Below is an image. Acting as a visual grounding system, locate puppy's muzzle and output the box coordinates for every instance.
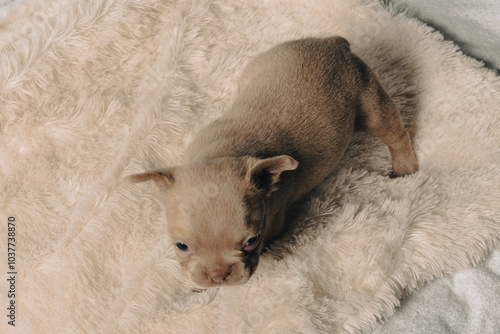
[191,261,249,288]
[206,269,232,284]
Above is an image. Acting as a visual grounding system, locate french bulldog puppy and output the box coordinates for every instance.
[128,37,418,289]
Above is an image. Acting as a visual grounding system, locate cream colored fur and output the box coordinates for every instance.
[0,0,499,333]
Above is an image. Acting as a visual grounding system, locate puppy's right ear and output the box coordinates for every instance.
[125,168,176,192]
[246,155,299,192]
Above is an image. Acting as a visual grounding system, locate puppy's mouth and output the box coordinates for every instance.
[207,276,231,287]
[190,277,249,292]
[203,271,246,288]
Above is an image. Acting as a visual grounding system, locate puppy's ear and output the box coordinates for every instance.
[125,168,176,192]
[247,155,298,191]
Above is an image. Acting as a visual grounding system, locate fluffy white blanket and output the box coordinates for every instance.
[1,0,499,333]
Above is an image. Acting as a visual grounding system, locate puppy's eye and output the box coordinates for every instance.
[243,235,260,251]
[175,242,189,251]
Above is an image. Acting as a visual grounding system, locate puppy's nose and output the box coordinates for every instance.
[207,269,231,281]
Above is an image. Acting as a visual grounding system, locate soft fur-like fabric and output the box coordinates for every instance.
[0,0,499,333]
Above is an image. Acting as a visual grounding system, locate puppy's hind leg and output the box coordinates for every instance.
[355,68,419,177]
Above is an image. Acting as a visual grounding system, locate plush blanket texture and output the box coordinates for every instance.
[1,0,499,333]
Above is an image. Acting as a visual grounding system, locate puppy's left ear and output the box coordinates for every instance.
[247,155,298,191]
[125,168,176,192]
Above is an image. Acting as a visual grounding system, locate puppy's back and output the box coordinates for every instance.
[186,37,361,158]
[183,37,363,202]
[236,36,360,108]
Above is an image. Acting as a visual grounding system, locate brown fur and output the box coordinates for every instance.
[127,36,418,289]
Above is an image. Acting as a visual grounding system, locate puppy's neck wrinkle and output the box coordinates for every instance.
[261,196,273,247]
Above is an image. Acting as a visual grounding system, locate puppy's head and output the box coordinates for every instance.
[128,155,298,289]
